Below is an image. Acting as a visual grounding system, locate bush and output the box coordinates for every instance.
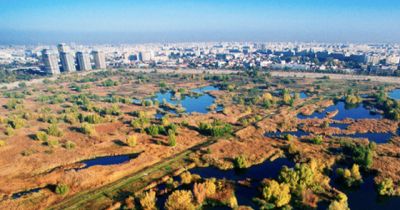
[80,123,97,136]
[5,126,15,136]
[0,140,6,147]
[165,190,195,210]
[147,125,160,136]
[180,171,192,184]
[199,120,233,137]
[126,135,137,147]
[36,131,48,141]
[139,190,157,210]
[47,124,63,137]
[328,192,349,210]
[310,135,323,144]
[168,130,176,147]
[55,184,69,195]
[64,141,76,149]
[342,141,375,168]
[8,116,25,129]
[234,155,248,169]
[377,178,397,196]
[261,179,291,208]
[46,139,59,148]
[336,164,363,187]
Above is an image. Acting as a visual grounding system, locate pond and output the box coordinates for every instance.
[12,187,43,199]
[298,102,382,120]
[154,86,220,114]
[156,158,295,209]
[389,89,400,100]
[78,153,138,170]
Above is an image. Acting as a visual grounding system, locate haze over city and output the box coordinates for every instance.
[1,0,400,44]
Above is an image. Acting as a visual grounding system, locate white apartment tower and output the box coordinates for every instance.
[76,52,92,71]
[92,50,106,69]
[41,49,60,75]
[58,43,76,72]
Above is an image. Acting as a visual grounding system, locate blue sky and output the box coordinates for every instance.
[0,0,399,44]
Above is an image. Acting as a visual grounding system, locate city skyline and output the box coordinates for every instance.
[1,0,400,44]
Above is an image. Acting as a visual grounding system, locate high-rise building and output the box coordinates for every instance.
[76,52,92,71]
[139,51,154,62]
[92,50,106,69]
[58,43,76,72]
[41,49,60,75]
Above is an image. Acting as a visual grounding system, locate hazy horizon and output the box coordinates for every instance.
[1,0,400,44]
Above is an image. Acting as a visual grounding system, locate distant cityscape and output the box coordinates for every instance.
[0,42,400,77]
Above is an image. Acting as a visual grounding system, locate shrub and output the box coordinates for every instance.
[234,155,248,169]
[310,135,323,144]
[85,113,103,124]
[336,164,363,187]
[147,125,160,136]
[46,139,59,148]
[377,178,397,196]
[198,120,233,137]
[180,171,192,184]
[342,141,375,168]
[36,131,48,141]
[0,140,6,147]
[262,179,291,208]
[345,94,362,105]
[285,134,297,141]
[161,116,170,126]
[55,184,69,195]
[126,135,137,147]
[165,190,195,210]
[139,190,157,210]
[47,124,63,137]
[168,130,176,147]
[328,192,349,210]
[80,123,97,136]
[64,141,76,149]
[8,116,25,129]
[5,126,15,136]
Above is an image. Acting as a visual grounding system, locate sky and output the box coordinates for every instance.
[0,0,399,44]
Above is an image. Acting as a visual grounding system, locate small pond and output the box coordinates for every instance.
[389,89,400,100]
[298,101,382,120]
[12,187,43,199]
[78,153,138,170]
[154,86,220,114]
